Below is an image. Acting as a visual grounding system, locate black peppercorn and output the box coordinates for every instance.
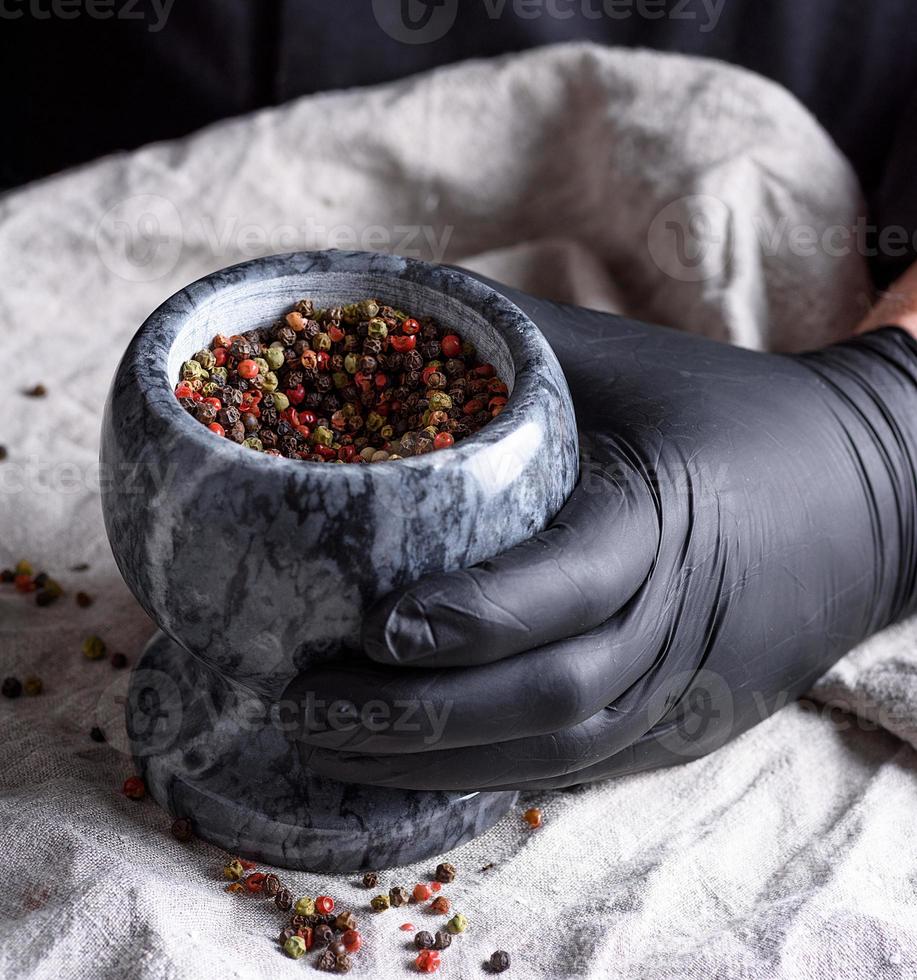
[435,862,456,883]
[315,948,337,972]
[362,871,379,889]
[335,911,357,932]
[389,886,410,908]
[278,926,297,946]
[170,818,193,842]
[275,888,293,911]
[111,653,128,669]
[90,726,106,742]
[313,923,334,947]
[414,931,435,950]
[2,677,22,699]
[76,591,93,608]
[433,930,452,950]
[489,950,511,973]
[335,953,352,974]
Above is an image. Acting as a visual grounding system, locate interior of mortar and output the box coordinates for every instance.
[167,271,516,394]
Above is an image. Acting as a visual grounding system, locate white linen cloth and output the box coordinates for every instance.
[2,42,916,979]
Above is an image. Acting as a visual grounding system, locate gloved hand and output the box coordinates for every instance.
[295,283,917,791]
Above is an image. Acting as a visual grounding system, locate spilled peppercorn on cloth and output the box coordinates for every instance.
[2,41,916,980]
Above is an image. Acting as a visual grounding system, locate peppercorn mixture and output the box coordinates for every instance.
[173,298,509,463]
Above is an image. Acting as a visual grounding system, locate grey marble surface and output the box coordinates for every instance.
[102,250,579,698]
[130,631,518,872]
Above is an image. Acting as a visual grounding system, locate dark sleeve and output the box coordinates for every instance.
[870,89,917,289]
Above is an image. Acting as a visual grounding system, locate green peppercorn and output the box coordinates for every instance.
[294,896,315,916]
[428,391,452,412]
[260,371,279,393]
[365,412,383,432]
[370,894,390,912]
[81,635,106,660]
[313,332,332,352]
[380,424,394,440]
[193,349,216,371]
[367,318,388,340]
[181,360,206,380]
[43,578,63,598]
[242,437,263,451]
[332,372,349,389]
[312,426,334,447]
[270,391,290,412]
[264,346,285,371]
[283,935,307,959]
[344,353,359,374]
[223,859,244,881]
[446,913,468,934]
[23,676,42,696]
[15,560,33,576]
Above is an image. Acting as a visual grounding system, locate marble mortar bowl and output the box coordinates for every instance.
[101,250,580,700]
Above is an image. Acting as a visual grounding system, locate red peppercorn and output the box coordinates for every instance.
[475,363,495,378]
[441,335,462,358]
[203,397,222,410]
[14,574,35,593]
[400,923,416,932]
[341,929,362,953]
[463,398,485,415]
[190,391,202,402]
[287,385,305,406]
[314,445,336,461]
[298,410,317,427]
[488,379,509,395]
[415,949,441,973]
[122,776,145,800]
[213,333,231,348]
[430,882,442,892]
[245,872,266,893]
[328,325,346,343]
[295,425,312,441]
[433,432,453,450]
[213,347,227,367]
[237,359,259,380]
[430,896,450,914]
[390,335,417,353]
[412,883,432,903]
[175,381,194,399]
[523,806,543,828]
[297,926,314,950]
[489,396,507,411]
[402,318,421,335]
[338,445,356,463]
[238,858,258,871]
[316,351,331,372]
[208,422,225,437]
[315,895,334,914]
[421,365,440,386]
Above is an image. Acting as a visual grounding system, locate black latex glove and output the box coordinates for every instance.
[296,286,917,791]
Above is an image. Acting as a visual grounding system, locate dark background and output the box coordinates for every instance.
[6,0,917,282]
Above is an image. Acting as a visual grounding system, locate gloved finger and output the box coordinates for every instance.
[292,611,659,754]
[362,459,658,669]
[299,666,670,790]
